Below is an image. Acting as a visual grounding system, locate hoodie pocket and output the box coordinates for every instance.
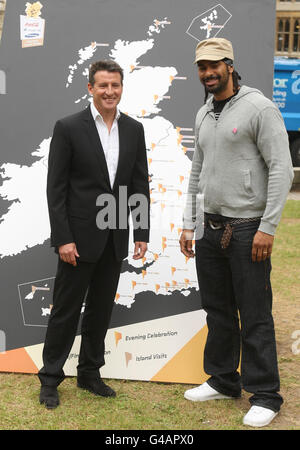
[243,169,253,195]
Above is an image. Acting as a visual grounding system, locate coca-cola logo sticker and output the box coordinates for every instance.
[20,2,45,48]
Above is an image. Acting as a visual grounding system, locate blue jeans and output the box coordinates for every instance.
[195,214,283,412]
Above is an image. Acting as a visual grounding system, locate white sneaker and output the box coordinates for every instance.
[243,406,278,427]
[184,382,233,402]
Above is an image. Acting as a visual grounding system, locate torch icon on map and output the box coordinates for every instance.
[125,352,132,367]
[114,332,122,347]
[25,284,50,300]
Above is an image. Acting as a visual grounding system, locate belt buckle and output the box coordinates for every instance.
[208,219,223,230]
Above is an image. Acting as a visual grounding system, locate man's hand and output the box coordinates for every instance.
[59,243,80,266]
[133,242,148,260]
[252,231,274,262]
[179,229,195,258]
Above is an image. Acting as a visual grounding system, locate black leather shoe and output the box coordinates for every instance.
[39,386,59,409]
[77,378,116,397]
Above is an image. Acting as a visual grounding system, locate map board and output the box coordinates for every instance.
[0,0,275,382]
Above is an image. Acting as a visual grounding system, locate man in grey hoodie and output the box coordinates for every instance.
[180,38,293,427]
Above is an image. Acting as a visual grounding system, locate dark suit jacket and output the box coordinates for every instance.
[47,106,150,262]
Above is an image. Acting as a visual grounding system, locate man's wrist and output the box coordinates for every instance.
[183,229,194,239]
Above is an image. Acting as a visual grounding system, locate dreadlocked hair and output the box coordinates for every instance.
[233,70,241,92]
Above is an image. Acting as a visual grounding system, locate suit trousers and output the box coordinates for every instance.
[38,232,122,386]
[195,218,283,412]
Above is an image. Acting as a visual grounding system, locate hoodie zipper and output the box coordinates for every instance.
[209,98,235,199]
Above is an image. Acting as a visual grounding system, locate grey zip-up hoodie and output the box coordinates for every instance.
[183,85,294,235]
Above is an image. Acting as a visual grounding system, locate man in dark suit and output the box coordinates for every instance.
[39,60,150,409]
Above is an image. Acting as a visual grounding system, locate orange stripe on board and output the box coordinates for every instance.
[0,347,38,373]
[151,325,209,385]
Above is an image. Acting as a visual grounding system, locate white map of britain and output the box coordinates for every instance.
[0,19,198,313]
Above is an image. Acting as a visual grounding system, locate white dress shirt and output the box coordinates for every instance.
[90,102,120,188]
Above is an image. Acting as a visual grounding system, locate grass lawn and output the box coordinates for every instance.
[0,200,299,431]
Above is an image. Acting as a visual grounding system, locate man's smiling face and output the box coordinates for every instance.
[88,70,123,115]
[197,60,232,95]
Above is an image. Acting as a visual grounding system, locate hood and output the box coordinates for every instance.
[205,85,264,109]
